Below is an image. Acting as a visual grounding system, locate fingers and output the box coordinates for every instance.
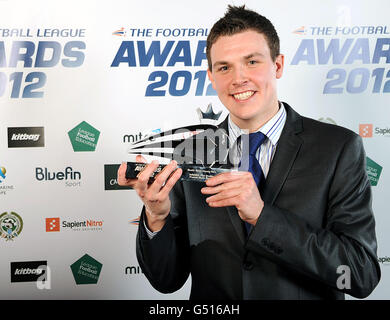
[205,171,249,187]
[136,155,147,163]
[203,185,242,203]
[136,160,160,195]
[156,167,182,200]
[202,171,253,196]
[207,196,241,208]
[202,171,259,208]
[147,160,180,196]
[117,162,137,187]
[116,156,148,187]
[201,179,243,195]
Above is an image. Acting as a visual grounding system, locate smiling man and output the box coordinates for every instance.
[117,5,380,299]
[207,30,283,132]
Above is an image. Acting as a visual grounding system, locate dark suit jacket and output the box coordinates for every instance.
[136,102,381,300]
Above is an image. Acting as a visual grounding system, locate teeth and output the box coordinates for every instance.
[233,91,254,100]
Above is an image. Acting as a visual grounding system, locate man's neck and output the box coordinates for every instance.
[230,101,280,133]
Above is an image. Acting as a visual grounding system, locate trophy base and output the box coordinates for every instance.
[125,162,231,183]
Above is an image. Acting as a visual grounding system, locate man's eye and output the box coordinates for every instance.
[249,60,258,65]
[219,66,228,71]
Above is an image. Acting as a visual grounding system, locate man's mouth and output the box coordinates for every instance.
[232,90,255,101]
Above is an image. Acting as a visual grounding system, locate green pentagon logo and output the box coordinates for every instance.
[70,254,102,285]
[68,121,100,152]
[366,157,383,187]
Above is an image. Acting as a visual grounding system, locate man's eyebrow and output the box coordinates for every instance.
[244,52,265,59]
[212,60,228,69]
[212,52,266,68]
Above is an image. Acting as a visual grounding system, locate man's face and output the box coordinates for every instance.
[208,30,284,130]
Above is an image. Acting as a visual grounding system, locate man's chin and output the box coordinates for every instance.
[230,112,260,125]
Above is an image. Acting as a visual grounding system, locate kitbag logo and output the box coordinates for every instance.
[8,127,44,148]
[11,261,47,283]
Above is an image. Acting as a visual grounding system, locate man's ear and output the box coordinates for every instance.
[275,54,284,79]
[207,69,217,90]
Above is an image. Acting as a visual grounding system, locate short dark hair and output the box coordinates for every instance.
[206,5,280,70]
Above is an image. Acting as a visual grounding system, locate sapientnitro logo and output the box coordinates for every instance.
[35,167,81,187]
[8,127,44,148]
[62,219,103,231]
[46,217,103,232]
[10,261,47,282]
[378,256,390,265]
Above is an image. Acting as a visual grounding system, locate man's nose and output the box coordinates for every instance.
[232,66,248,86]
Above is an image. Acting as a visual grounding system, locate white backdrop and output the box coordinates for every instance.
[1,0,389,299]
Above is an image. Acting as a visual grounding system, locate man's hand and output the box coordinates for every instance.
[117,155,182,231]
[201,171,264,226]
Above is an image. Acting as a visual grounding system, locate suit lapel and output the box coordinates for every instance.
[216,104,304,243]
[216,117,246,244]
[261,103,303,204]
[226,206,246,244]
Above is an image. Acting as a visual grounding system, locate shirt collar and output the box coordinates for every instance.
[228,102,287,147]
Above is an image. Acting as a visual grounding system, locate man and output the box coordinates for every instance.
[117,5,380,299]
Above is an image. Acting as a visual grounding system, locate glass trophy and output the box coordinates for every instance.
[125,105,235,182]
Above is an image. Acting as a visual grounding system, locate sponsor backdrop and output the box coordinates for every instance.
[0,0,389,299]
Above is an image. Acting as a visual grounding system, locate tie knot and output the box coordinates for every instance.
[247,131,266,155]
